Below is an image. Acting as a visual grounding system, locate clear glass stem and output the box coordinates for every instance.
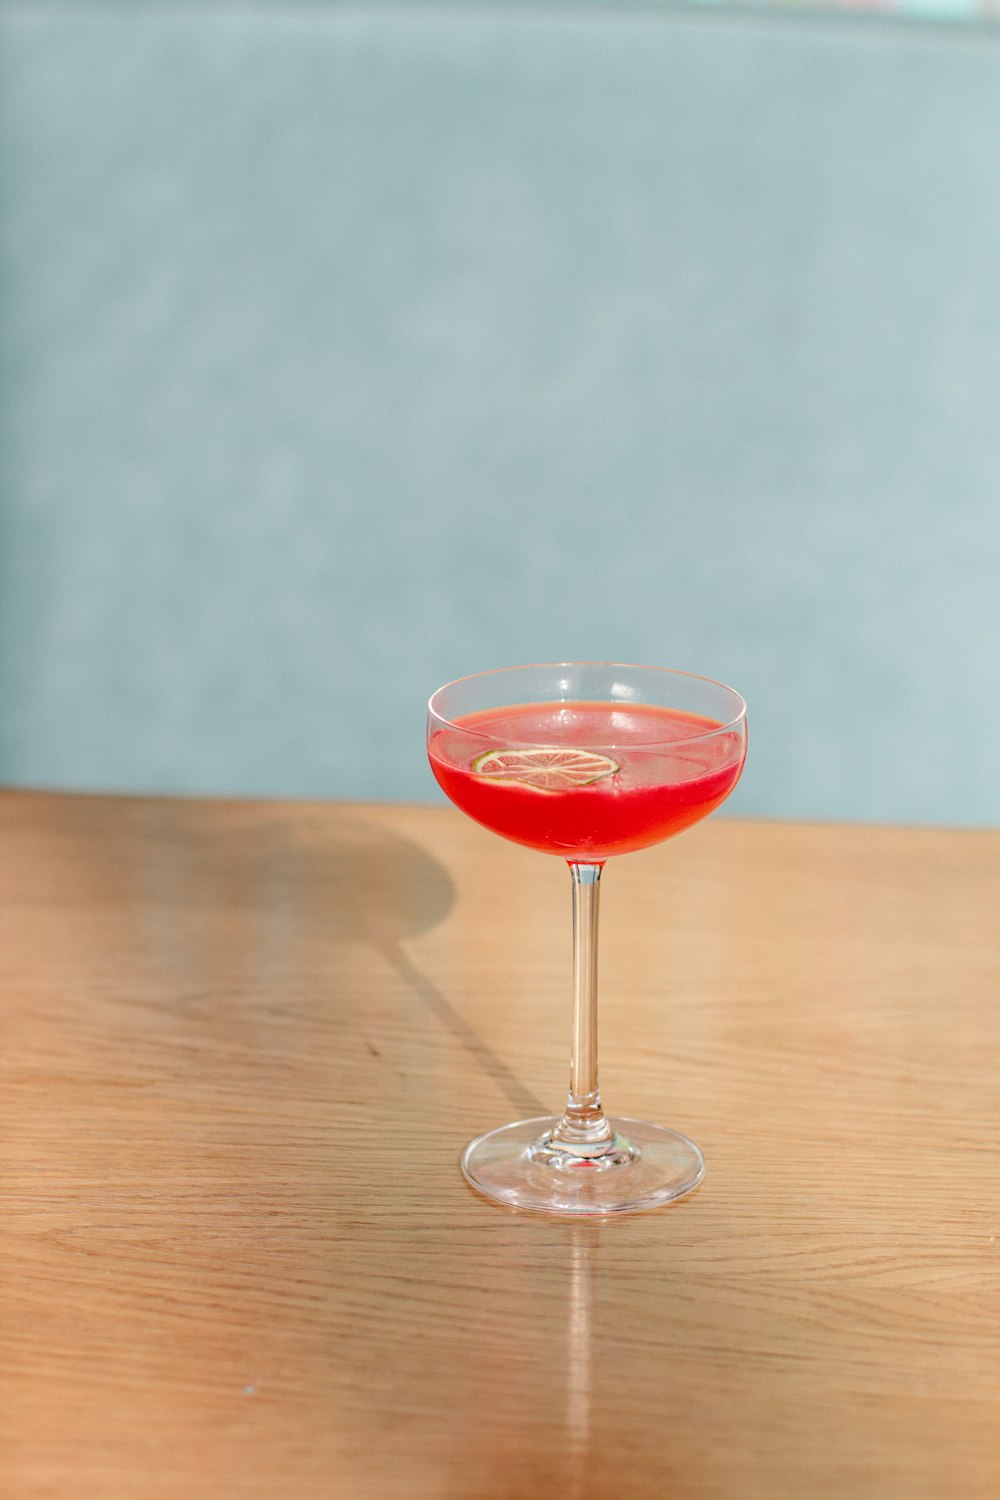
[554,862,615,1147]
[466,857,704,1199]
[526,861,635,1171]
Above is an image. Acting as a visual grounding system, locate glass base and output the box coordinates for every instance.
[461,1116,704,1216]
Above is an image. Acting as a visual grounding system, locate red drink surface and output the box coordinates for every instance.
[428,700,745,859]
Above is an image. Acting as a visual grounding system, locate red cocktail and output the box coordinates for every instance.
[429,700,745,860]
[426,663,747,1216]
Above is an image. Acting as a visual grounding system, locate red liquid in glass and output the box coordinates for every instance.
[428,700,745,859]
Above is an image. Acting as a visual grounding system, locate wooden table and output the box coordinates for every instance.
[2,790,999,1499]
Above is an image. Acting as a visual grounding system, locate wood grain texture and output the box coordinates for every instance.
[1,789,999,1499]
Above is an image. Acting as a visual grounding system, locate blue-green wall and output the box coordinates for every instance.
[2,6,998,822]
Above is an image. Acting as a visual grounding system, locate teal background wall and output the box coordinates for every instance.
[1,5,998,823]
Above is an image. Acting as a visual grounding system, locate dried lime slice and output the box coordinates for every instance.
[471,746,620,792]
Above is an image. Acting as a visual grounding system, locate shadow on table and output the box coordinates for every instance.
[380,941,547,1119]
[23,792,451,939]
[28,792,546,1116]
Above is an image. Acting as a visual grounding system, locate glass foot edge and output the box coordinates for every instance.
[461,1115,704,1217]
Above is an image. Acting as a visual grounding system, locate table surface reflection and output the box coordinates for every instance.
[2,789,999,1499]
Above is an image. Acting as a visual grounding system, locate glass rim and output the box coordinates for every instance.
[427,661,747,749]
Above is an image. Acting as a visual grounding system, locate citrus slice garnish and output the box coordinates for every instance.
[471,746,620,792]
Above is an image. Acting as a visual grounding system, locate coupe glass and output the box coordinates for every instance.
[427,663,747,1215]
